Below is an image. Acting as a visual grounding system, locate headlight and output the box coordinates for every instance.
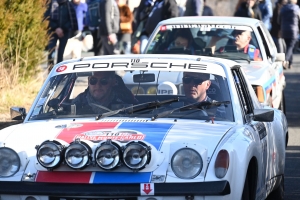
[131,86,145,94]
[95,140,121,170]
[171,148,203,179]
[64,139,92,169]
[36,140,63,169]
[0,147,21,177]
[123,141,151,171]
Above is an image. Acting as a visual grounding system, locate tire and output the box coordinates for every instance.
[279,91,286,115]
[266,175,284,200]
[242,174,250,200]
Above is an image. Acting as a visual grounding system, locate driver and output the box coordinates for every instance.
[182,72,225,118]
[183,72,212,103]
[72,71,137,114]
[207,29,262,61]
[167,29,195,54]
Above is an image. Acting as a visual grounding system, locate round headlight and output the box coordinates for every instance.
[131,86,145,94]
[171,148,203,179]
[123,141,151,171]
[147,87,157,94]
[36,141,63,169]
[0,147,21,177]
[64,140,91,169]
[95,140,121,170]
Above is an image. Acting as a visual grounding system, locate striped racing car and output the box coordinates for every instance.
[0,54,288,200]
[144,16,286,114]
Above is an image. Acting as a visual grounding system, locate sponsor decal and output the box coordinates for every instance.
[75,129,146,142]
[56,65,67,72]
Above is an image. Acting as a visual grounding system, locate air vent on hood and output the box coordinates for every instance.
[99,119,149,122]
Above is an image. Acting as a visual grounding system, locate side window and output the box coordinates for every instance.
[232,67,254,120]
[257,26,272,58]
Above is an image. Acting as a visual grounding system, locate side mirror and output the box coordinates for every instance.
[10,107,26,121]
[253,109,274,122]
[275,53,285,62]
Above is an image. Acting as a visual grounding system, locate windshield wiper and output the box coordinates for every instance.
[95,97,179,120]
[151,100,230,121]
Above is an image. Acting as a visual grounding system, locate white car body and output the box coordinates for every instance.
[144,16,286,113]
[0,54,288,200]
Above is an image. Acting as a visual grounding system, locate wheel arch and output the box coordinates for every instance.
[247,156,259,200]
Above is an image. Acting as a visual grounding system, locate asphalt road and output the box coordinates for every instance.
[283,52,300,199]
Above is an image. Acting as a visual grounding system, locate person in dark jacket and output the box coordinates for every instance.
[258,0,273,31]
[184,0,204,16]
[99,0,120,55]
[270,0,287,54]
[44,0,78,72]
[140,0,178,53]
[202,0,214,16]
[279,0,300,69]
[72,71,137,114]
[234,0,262,20]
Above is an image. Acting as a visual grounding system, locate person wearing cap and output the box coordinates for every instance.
[182,72,226,118]
[72,71,137,114]
[207,29,262,61]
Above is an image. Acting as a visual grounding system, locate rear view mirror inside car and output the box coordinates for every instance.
[133,74,155,83]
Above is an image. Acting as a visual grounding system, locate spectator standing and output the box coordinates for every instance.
[72,0,88,33]
[116,0,133,54]
[234,0,262,20]
[99,0,120,55]
[258,0,273,31]
[44,0,78,71]
[270,0,287,54]
[184,0,204,16]
[86,0,103,56]
[202,0,213,16]
[279,0,300,69]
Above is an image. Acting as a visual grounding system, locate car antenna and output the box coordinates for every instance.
[135,71,144,96]
[155,71,161,99]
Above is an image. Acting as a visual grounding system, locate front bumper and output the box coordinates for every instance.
[0,181,230,196]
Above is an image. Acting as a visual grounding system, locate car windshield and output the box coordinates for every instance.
[145,24,262,61]
[29,69,234,122]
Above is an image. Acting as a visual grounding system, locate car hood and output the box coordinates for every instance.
[3,119,233,157]
[1,119,234,183]
[239,62,272,84]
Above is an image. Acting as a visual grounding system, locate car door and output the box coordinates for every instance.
[256,23,282,107]
[231,66,274,198]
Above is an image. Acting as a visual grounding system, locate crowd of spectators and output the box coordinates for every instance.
[44,0,300,70]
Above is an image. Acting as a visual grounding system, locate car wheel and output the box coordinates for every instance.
[266,175,284,200]
[279,91,286,115]
[242,174,250,200]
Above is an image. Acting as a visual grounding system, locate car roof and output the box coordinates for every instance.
[158,16,260,27]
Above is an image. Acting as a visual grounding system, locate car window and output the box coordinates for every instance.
[232,67,254,121]
[29,70,234,122]
[259,22,277,54]
[146,24,262,61]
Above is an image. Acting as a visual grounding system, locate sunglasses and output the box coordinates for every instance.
[89,77,109,86]
[182,76,205,85]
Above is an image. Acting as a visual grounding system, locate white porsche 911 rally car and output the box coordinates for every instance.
[143,16,286,114]
[1,54,287,200]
